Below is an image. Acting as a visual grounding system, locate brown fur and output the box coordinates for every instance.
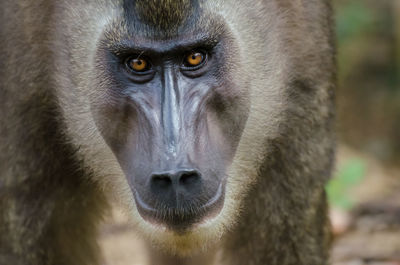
[135,0,192,30]
[0,0,336,264]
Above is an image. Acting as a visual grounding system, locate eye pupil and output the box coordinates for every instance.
[127,57,150,72]
[185,51,206,68]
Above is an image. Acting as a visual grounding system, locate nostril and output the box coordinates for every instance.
[148,169,203,209]
[151,174,172,189]
[150,169,201,193]
[179,171,200,186]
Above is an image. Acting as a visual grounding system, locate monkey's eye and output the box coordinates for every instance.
[126,56,152,73]
[183,50,207,69]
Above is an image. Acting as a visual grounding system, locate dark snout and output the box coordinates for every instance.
[150,169,202,207]
[128,66,227,230]
[96,62,234,231]
[134,166,224,230]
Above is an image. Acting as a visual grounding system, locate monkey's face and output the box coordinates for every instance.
[85,5,254,243]
[93,28,249,232]
[57,0,285,255]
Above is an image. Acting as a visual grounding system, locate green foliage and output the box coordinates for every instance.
[336,1,375,42]
[326,159,366,210]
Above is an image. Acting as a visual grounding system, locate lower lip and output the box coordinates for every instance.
[133,183,225,231]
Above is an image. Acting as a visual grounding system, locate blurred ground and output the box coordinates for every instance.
[331,146,400,265]
[98,145,400,265]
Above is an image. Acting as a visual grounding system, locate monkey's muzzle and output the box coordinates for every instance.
[133,168,225,231]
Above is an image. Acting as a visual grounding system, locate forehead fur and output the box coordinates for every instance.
[134,0,194,30]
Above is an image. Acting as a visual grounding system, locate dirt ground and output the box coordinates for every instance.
[98,146,400,265]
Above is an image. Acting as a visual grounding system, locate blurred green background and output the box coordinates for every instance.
[335,0,400,163]
[327,0,400,210]
[327,2,400,262]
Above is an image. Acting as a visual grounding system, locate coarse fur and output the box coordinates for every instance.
[0,0,336,265]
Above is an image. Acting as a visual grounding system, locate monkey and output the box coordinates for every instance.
[0,0,336,264]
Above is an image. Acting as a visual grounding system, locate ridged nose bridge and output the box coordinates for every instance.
[161,66,181,158]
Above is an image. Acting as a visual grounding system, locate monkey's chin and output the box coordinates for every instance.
[132,185,226,256]
[133,183,225,232]
[136,211,226,257]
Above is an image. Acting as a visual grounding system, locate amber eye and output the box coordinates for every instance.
[126,57,151,73]
[184,51,206,68]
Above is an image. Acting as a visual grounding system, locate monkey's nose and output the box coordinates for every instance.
[149,169,202,206]
[135,168,224,229]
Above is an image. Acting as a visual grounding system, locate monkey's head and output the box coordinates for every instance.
[55,0,329,256]
[92,1,249,235]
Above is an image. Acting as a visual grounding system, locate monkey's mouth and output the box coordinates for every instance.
[133,183,225,232]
